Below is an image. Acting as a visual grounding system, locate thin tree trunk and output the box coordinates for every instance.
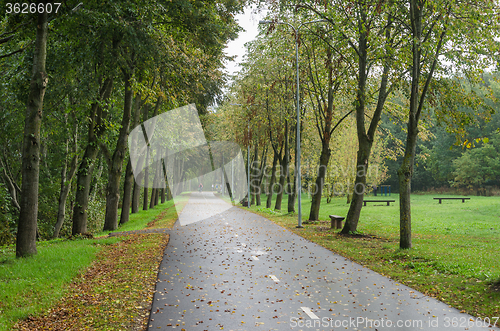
[54,113,78,238]
[142,104,152,211]
[142,99,160,210]
[120,159,133,225]
[0,156,20,211]
[251,144,258,205]
[275,121,289,211]
[266,149,279,208]
[103,68,134,231]
[256,146,267,206]
[16,12,48,257]
[131,92,143,213]
[121,92,142,222]
[308,144,331,220]
[398,126,417,249]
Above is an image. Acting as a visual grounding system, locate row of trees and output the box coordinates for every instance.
[0,0,245,256]
[213,0,499,249]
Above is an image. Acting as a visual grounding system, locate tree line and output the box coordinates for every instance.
[0,0,245,256]
[212,0,499,249]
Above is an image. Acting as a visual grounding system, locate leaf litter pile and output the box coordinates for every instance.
[13,233,168,330]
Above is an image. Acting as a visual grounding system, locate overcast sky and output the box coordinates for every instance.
[224,5,268,79]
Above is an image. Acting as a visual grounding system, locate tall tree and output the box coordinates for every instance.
[16,10,48,257]
[398,0,499,248]
[303,38,352,221]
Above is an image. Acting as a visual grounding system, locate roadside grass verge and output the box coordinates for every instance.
[1,195,185,331]
[245,193,500,319]
[12,234,168,331]
[0,237,120,331]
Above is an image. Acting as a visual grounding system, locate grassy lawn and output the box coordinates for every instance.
[0,195,187,331]
[245,192,500,319]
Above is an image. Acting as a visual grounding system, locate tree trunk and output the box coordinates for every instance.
[275,122,289,211]
[141,99,161,210]
[398,124,417,249]
[286,170,295,213]
[0,156,20,211]
[266,149,279,208]
[103,69,134,231]
[119,159,133,225]
[121,91,142,223]
[256,147,267,206]
[72,78,113,235]
[308,144,331,220]
[150,188,156,209]
[16,12,48,257]
[143,150,150,211]
[251,144,258,205]
[142,104,152,211]
[54,114,78,238]
[341,138,371,233]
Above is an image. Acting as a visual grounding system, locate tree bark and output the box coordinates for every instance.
[103,68,134,231]
[398,124,417,249]
[16,12,48,257]
[308,144,331,220]
[119,159,133,225]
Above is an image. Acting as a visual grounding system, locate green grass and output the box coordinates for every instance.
[246,192,500,318]
[0,196,186,331]
[0,237,120,331]
[97,196,186,236]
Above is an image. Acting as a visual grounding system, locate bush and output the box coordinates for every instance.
[0,183,16,246]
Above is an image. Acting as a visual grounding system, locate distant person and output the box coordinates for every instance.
[372,185,377,196]
[199,183,203,192]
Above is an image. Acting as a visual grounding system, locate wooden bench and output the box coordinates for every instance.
[363,200,395,206]
[433,197,470,204]
[329,215,345,229]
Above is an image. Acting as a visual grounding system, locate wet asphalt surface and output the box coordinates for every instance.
[147,192,498,330]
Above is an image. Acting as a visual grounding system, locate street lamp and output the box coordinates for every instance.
[259,19,326,228]
[230,103,253,208]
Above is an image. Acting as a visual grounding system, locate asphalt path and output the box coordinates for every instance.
[148,192,498,330]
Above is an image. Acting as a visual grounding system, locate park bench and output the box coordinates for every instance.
[329,215,345,229]
[433,197,470,204]
[363,200,395,206]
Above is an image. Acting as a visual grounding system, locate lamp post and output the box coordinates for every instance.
[259,19,326,228]
[230,103,253,208]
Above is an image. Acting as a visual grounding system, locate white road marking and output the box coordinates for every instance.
[252,256,259,260]
[301,307,319,320]
[270,275,279,282]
